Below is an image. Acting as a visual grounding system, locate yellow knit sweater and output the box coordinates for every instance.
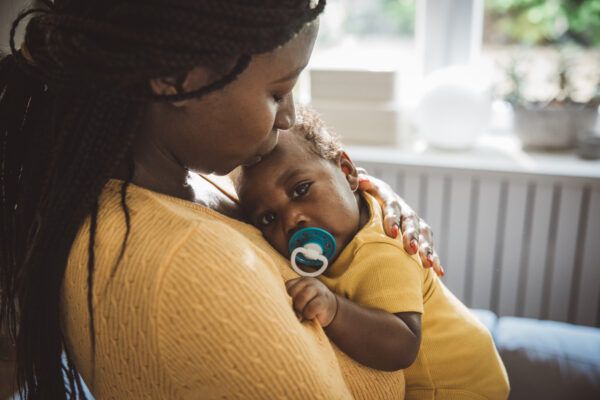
[61,180,405,399]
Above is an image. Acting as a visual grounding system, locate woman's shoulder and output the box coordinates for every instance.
[69,179,267,301]
[96,180,282,284]
[98,179,248,242]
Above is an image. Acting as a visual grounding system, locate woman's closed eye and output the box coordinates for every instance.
[272,88,291,104]
[259,211,277,227]
[292,182,311,199]
[271,81,296,104]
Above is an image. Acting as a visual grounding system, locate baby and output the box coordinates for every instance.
[235,107,510,399]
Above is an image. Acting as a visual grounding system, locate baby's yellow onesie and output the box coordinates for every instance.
[319,193,510,400]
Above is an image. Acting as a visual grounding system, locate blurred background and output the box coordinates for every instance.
[1,1,599,398]
[306,6,600,397]
[305,0,600,145]
[301,0,600,331]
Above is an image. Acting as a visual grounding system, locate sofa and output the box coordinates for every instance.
[7,310,600,399]
[470,309,600,399]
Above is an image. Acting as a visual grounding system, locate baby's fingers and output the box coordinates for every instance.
[290,284,319,314]
[302,296,326,321]
[285,277,302,292]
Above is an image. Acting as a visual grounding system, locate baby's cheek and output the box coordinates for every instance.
[263,230,287,258]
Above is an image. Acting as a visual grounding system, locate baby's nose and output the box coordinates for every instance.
[285,216,308,239]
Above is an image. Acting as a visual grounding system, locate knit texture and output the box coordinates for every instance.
[61,180,405,399]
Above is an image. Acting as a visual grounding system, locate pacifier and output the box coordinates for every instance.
[288,227,337,277]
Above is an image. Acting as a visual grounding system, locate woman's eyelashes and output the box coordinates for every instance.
[271,82,295,104]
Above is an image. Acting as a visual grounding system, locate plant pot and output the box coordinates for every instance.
[513,102,599,150]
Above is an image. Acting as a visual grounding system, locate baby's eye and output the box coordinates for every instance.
[259,211,276,227]
[292,182,311,199]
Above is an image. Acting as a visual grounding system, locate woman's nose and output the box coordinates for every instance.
[274,93,296,131]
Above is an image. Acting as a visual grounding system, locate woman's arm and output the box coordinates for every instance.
[286,277,421,372]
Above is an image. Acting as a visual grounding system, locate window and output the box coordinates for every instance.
[483,0,600,106]
[301,0,599,146]
[311,0,416,70]
[301,0,417,145]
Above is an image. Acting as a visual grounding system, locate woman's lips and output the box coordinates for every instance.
[244,131,279,167]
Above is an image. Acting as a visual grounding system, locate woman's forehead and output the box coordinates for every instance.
[250,21,318,78]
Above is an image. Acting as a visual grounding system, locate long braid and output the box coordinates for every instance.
[114,153,135,279]
[15,92,143,399]
[0,1,326,398]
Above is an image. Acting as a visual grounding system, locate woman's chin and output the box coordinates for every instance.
[203,154,264,176]
[242,155,263,167]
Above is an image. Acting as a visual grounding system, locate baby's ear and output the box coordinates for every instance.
[338,151,359,192]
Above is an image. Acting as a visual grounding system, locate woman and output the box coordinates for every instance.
[0,1,442,398]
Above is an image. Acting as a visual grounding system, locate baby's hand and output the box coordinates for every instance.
[285,277,338,327]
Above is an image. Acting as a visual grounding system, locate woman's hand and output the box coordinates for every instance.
[285,277,338,327]
[357,170,444,277]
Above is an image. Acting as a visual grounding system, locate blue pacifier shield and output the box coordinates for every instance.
[288,227,337,267]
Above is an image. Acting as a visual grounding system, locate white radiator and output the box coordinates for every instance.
[351,145,600,327]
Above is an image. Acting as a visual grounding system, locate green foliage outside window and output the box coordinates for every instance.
[340,0,416,37]
[486,0,600,47]
[381,0,416,36]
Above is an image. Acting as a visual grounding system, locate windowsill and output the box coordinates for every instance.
[346,133,600,179]
[311,37,416,71]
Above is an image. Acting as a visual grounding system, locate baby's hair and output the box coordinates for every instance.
[291,106,343,161]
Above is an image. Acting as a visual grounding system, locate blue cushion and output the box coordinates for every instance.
[469,308,499,335]
[494,317,600,400]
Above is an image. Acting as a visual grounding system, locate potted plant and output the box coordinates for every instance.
[501,47,600,150]
[486,0,600,150]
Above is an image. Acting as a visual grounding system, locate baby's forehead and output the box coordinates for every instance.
[238,137,327,197]
[246,133,317,175]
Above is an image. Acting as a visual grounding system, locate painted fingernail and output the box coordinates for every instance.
[440,266,445,277]
[391,224,399,238]
[427,253,433,265]
[410,238,418,250]
[358,177,370,184]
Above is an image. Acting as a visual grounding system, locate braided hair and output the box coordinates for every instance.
[0,0,325,398]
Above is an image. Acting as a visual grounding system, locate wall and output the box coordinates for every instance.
[350,146,600,327]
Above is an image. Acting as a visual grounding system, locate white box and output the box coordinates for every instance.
[310,68,399,102]
[310,99,402,146]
